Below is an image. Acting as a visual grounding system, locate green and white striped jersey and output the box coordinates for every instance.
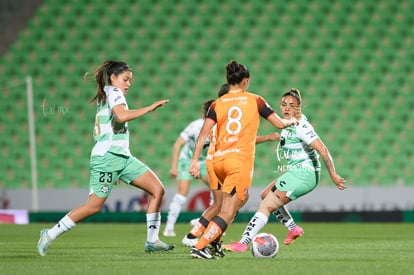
[276,114,321,170]
[178,118,209,162]
[91,86,130,156]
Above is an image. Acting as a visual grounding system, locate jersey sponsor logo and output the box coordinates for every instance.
[213,148,241,156]
[221,96,247,102]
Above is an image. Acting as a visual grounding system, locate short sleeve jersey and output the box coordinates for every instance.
[178,118,209,162]
[91,86,130,156]
[206,91,275,161]
[277,114,320,167]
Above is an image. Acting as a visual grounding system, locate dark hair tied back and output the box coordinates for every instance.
[226,60,250,85]
[89,60,132,104]
[106,61,131,78]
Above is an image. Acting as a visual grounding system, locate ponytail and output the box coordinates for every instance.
[88,60,131,104]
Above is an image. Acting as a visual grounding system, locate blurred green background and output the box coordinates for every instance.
[1,0,413,190]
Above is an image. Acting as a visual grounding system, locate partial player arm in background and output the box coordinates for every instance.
[169,136,186,178]
[189,118,215,179]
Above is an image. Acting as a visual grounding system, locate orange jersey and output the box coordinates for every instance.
[206,91,275,162]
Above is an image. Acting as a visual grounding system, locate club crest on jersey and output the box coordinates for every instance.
[101,183,109,194]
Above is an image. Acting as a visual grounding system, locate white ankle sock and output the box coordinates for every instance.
[165,194,186,231]
[147,212,161,243]
[240,211,268,245]
[272,206,296,231]
[47,214,76,240]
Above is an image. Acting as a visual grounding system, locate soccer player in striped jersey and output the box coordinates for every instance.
[163,100,214,237]
[189,61,298,259]
[223,88,347,252]
[37,60,174,256]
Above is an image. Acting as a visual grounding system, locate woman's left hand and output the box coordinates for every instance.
[189,161,200,179]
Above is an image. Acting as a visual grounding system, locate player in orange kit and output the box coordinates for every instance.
[189,60,297,259]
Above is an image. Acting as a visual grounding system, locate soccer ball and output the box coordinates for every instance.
[251,232,279,258]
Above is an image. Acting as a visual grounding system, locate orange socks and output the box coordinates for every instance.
[195,221,222,249]
[195,216,228,249]
[189,216,210,238]
[190,222,206,237]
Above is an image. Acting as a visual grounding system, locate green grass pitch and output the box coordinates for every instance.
[0,222,413,275]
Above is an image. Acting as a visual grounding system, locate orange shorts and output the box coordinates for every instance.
[213,157,254,201]
[207,158,221,190]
